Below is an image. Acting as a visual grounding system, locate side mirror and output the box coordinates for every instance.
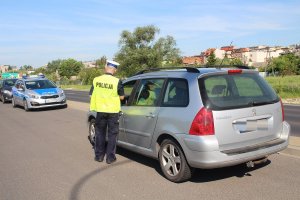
[17,87,24,91]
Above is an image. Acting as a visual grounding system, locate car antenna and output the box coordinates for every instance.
[219,41,233,67]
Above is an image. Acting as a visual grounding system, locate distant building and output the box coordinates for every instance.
[0,65,9,73]
[196,44,295,68]
[83,61,96,68]
[182,55,204,65]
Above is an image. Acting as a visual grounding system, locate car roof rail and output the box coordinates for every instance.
[134,67,200,75]
[202,65,250,69]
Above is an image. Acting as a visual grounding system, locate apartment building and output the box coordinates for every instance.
[182,45,295,68]
[0,65,9,73]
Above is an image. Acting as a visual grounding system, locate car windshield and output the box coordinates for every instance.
[199,73,279,110]
[25,80,57,90]
[4,79,17,87]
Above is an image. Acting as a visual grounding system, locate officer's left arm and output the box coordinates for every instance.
[89,85,94,97]
[117,80,125,100]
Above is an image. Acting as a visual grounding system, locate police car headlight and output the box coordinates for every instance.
[28,92,40,99]
[60,91,65,97]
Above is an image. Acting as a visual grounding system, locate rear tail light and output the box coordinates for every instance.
[228,69,242,74]
[189,107,215,136]
[280,98,285,121]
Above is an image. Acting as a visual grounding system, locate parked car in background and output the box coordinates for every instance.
[0,78,18,103]
[11,74,67,111]
[87,66,290,182]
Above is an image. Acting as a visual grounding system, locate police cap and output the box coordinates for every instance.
[106,60,120,69]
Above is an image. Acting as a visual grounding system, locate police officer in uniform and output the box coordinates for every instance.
[90,60,124,164]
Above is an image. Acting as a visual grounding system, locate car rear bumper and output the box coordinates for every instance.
[179,121,290,169]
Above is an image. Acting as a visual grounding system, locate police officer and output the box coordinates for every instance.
[90,60,124,164]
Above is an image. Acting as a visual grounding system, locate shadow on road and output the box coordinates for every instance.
[12,104,67,112]
[116,147,163,176]
[116,146,271,183]
[190,160,271,183]
[69,160,132,200]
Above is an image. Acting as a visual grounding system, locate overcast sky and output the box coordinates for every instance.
[1,0,299,67]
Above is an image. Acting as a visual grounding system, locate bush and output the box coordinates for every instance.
[78,68,102,85]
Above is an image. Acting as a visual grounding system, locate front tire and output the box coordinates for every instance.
[1,95,6,104]
[88,118,96,147]
[12,97,16,108]
[159,139,192,183]
[23,99,30,111]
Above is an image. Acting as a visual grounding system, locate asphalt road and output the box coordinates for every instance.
[64,89,300,137]
[1,100,300,200]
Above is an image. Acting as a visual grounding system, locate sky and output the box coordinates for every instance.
[1,0,300,68]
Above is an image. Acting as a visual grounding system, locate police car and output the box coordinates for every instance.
[11,74,67,111]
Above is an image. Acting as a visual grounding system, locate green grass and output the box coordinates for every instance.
[60,84,91,91]
[266,75,300,99]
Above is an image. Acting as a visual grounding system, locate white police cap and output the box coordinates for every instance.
[106,60,120,69]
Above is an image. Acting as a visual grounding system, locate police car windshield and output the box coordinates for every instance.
[25,80,56,90]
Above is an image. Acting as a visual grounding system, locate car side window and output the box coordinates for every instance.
[132,79,164,106]
[162,79,189,107]
[121,80,137,105]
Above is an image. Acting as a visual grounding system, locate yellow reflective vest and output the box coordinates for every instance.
[90,74,121,113]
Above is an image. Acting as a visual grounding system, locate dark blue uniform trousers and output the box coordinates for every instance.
[94,112,119,161]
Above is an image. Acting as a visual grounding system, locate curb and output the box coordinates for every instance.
[67,100,300,158]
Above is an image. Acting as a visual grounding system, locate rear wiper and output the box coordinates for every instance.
[247,100,275,106]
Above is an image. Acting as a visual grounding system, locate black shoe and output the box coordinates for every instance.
[94,156,104,162]
[106,158,116,164]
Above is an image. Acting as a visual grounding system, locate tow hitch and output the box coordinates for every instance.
[246,157,268,168]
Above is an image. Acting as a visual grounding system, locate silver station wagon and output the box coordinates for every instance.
[87,66,290,182]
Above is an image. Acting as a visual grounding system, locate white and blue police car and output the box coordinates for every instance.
[11,74,67,111]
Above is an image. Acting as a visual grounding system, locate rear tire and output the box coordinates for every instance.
[159,139,192,183]
[88,118,96,147]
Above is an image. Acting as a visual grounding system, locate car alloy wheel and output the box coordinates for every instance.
[88,118,96,147]
[159,139,192,183]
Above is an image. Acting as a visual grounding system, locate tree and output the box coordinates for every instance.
[96,56,107,68]
[33,67,47,75]
[20,65,33,71]
[58,58,84,78]
[268,53,300,76]
[230,58,244,66]
[78,68,102,85]
[47,59,62,73]
[154,36,181,66]
[206,52,217,66]
[115,25,182,77]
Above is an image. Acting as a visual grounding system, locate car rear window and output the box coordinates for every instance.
[199,73,279,110]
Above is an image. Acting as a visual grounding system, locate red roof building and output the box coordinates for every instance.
[182,55,204,65]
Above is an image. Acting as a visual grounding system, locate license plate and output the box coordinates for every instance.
[45,99,57,103]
